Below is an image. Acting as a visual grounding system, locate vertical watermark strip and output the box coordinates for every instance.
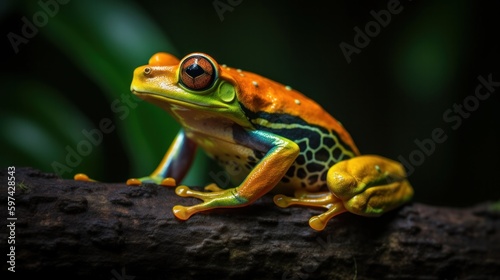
[6,166,17,272]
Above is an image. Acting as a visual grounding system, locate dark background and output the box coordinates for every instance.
[2,0,499,207]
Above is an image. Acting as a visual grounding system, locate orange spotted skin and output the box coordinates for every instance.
[219,66,360,156]
[144,51,358,155]
[214,64,360,192]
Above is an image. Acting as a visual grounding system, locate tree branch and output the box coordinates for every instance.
[1,167,499,280]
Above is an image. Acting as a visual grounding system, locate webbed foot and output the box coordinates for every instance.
[172,185,248,220]
[274,190,347,231]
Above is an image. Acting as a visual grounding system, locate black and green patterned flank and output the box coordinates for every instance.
[240,106,357,189]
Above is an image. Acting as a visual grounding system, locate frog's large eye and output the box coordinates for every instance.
[179,55,216,91]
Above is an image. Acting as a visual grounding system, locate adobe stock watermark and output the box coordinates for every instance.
[7,0,71,54]
[51,93,143,177]
[209,161,243,189]
[213,0,243,22]
[110,267,135,280]
[339,0,412,64]
[398,73,499,176]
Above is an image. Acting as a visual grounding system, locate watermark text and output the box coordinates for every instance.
[398,73,498,176]
[6,166,17,272]
[51,93,142,177]
[339,0,410,64]
[7,0,71,54]
[213,0,243,22]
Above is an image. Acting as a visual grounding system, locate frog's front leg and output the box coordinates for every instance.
[172,130,299,220]
[274,155,414,231]
[126,129,197,186]
[75,129,196,187]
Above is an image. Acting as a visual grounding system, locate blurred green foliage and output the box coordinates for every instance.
[2,0,499,206]
[391,1,467,100]
[2,0,208,185]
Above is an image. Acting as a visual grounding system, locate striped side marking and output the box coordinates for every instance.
[244,111,357,189]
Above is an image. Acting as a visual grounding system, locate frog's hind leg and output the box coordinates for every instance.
[274,191,347,231]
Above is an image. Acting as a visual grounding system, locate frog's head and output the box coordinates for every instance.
[131,52,250,127]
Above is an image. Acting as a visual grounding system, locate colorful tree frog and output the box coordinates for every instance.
[76,52,414,231]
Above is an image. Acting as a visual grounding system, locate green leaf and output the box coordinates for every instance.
[20,0,191,179]
[0,79,105,177]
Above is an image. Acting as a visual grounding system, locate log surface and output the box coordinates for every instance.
[1,167,499,280]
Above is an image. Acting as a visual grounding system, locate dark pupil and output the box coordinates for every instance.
[186,63,204,78]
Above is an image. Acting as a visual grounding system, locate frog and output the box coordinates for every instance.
[75,52,414,231]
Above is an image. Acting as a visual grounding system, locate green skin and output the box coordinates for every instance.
[84,52,414,231]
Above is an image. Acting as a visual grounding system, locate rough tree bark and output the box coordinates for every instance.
[1,167,499,280]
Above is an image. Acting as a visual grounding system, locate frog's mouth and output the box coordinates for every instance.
[131,90,227,109]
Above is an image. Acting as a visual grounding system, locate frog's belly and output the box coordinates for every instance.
[193,135,256,186]
[191,133,330,194]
